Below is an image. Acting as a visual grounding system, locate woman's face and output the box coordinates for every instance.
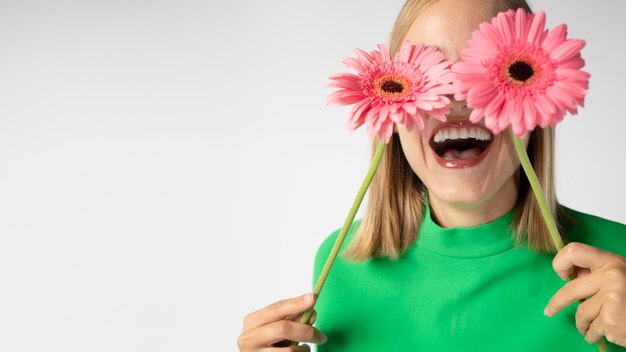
[397,0,527,217]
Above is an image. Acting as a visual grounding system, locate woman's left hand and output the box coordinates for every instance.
[544,242,626,347]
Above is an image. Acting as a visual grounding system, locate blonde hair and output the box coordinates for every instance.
[342,0,572,261]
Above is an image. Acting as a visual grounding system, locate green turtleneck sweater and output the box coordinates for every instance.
[312,203,626,352]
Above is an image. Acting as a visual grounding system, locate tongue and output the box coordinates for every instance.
[442,148,481,160]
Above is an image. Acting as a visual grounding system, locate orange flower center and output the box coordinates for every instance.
[504,59,539,86]
[375,75,410,97]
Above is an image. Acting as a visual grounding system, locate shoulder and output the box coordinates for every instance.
[312,220,362,281]
[314,219,362,264]
[559,204,626,258]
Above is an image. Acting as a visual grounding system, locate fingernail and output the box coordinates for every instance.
[305,293,315,303]
[543,306,553,317]
[320,332,328,343]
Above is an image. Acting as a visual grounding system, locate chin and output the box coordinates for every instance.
[426,180,493,205]
[398,118,520,210]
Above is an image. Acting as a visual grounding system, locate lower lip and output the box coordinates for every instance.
[431,141,493,169]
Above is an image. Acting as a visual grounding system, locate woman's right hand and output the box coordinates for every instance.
[237,293,327,351]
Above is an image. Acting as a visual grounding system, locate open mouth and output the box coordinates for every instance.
[429,122,493,168]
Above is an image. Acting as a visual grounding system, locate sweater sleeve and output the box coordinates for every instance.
[312,229,339,291]
[312,220,361,291]
[560,205,626,258]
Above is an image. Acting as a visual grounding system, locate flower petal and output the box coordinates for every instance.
[449,8,587,136]
[555,67,590,82]
[347,99,371,131]
[469,107,485,123]
[527,11,546,45]
[326,41,456,139]
[327,90,367,105]
[515,8,528,41]
[551,39,586,63]
[495,10,514,45]
[402,102,417,115]
[542,23,567,53]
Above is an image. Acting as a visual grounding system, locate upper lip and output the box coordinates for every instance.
[429,120,492,143]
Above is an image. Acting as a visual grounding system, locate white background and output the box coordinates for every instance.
[0,1,624,351]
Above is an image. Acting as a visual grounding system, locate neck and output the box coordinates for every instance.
[427,178,519,228]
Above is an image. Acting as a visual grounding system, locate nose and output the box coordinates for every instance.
[445,95,470,118]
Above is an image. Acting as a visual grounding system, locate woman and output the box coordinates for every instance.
[237,0,626,351]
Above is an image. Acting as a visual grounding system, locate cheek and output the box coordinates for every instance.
[493,132,522,181]
[397,129,428,177]
[403,118,440,168]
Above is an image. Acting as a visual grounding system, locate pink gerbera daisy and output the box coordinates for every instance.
[327,40,455,143]
[452,9,590,136]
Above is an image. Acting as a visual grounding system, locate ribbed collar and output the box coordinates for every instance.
[415,199,517,258]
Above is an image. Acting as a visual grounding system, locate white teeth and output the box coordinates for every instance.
[432,126,492,143]
[477,130,491,141]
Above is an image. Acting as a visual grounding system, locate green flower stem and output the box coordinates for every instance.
[512,135,564,251]
[296,141,387,328]
[290,136,608,351]
[513,135,608,352]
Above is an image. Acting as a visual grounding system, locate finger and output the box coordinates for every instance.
[544,270,601,317]
[258,343,311,352]
[553,243,611,280]
[585,317,605,344]
[574,265,591,279]
[252,319,327,347]
[245,293,316,329]
[575,296,603,335]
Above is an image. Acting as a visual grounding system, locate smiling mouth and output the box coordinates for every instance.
[429,122,493,168]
